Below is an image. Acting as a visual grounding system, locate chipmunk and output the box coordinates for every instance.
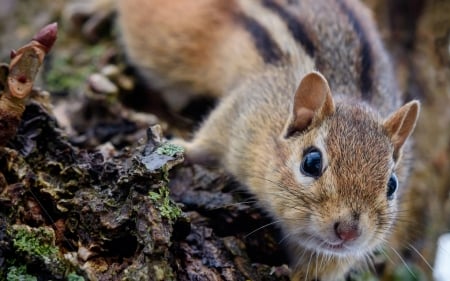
[117,0,420,280]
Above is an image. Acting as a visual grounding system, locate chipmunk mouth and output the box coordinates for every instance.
[301,236,355,256]
[319,240,354,256]
[323,241,345,249]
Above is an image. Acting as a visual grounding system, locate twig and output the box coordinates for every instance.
[0,22,57,146]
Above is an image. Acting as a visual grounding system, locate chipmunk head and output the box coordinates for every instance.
[276,72,419,259]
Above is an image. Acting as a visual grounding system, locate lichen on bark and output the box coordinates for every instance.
[0,96,186,280]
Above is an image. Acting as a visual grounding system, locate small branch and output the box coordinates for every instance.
[0,22,57,146]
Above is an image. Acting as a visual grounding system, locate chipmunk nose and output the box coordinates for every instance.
[334,221,361,242]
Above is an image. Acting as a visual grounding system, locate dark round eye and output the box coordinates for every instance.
[387,173,398,200]
[300,147,323,178]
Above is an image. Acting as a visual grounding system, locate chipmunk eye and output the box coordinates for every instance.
[387,173,398,200]
[301,147,322,178]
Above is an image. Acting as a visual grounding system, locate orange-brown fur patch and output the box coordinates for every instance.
[117,0,239,96]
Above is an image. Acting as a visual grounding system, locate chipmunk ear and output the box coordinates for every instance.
[383,100,420,160]
[284,71,335,138]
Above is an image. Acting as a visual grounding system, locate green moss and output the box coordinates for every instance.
[149,187,182,222]
[391,264,427,281]
[45,54,90,93]
[11,225,58,258]
[6,265,37,281]
[45,45,108,93]
[67,272,85,281]
[8,225,73,278]
[155,143,184,157]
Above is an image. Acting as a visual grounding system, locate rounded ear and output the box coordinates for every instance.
[284,71,335,138]
[383,100,420,159]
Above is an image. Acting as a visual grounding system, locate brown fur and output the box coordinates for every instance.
[117,0,420,280]
[117,0,267,110]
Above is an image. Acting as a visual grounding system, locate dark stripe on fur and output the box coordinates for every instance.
[262,0,315,57]
[237,14,283,64]
[336,0,373,100]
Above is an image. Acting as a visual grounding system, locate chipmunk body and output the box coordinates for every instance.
[117,0,420,280]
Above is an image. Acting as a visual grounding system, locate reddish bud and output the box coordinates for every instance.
[10,49,17,59]
[32,22,58,52]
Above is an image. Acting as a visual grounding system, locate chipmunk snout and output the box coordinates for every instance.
[334,221,361,242]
